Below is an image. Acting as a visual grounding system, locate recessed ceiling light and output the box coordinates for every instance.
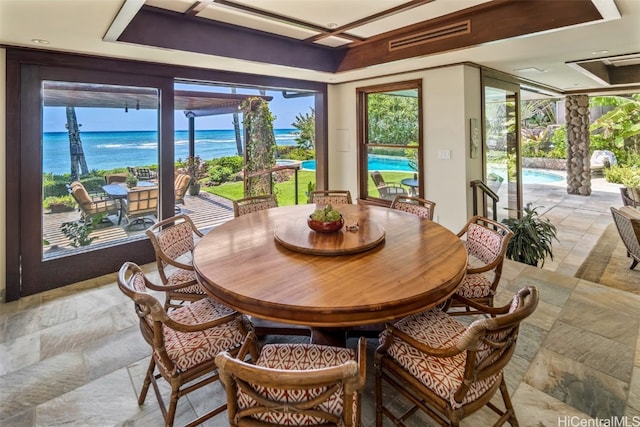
[31,39,50,44]
[327,23,337,29]
[592,50,609,54]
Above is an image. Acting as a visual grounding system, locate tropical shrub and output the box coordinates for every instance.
[605,165,640,186]
[209,166,234,184]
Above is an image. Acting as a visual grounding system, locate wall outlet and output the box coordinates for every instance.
[438,149,451,160]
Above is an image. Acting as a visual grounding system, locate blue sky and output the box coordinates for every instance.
[43,88,314,132]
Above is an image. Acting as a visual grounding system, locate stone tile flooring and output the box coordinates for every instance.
[2,177,638,426]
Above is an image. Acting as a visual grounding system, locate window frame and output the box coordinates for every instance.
[356,79,423,204]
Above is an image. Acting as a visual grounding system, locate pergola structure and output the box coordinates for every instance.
[42,81,273,165]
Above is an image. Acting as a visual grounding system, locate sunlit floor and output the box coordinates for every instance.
[2,177,638,426]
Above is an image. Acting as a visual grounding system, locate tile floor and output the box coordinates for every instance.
[1,177,638,427]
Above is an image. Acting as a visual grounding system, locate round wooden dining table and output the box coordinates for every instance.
[193,203,467,344]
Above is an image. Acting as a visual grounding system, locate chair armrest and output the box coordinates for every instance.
[450,293,511,315]
[166,311,240,332]
[382,323,464,358]
[466,257,502,274]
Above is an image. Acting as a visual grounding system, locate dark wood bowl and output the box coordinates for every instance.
[307,216,344,233]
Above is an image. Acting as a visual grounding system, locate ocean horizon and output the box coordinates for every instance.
[43,128,298,175]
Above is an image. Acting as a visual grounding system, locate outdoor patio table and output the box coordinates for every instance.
[193,203,467,346]
[102,181,157,224]
[401,178,419,196]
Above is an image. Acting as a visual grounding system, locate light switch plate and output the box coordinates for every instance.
[438,149,451,160]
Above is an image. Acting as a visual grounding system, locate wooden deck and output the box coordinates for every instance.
[42,192,235,259]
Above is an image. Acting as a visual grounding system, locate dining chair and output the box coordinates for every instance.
[216,331,367,427]
[309,190,353,205]
[375,286,538,427]
[445,215,513,315]
[233,194,278,217]
[390,195,436,220]
[145,214,207,309]
[117,262,252,427]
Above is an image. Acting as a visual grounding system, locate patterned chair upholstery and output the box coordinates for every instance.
[233,194,278,218]
[610,206,640,270]
[309,190,353,205]
[146,214,207,309]
[375,286,538,427]
[117,262,252,427]
[216,331,366,427]
[390,195,436,220]
[445,215,513,315]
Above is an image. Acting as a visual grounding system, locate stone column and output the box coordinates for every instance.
[565,94,591,195]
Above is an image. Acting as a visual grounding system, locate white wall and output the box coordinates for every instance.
[327,64,483,232]
[1,47,6,301]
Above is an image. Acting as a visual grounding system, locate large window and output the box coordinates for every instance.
[357,80,422,203]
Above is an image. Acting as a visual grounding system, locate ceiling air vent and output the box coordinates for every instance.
[389,20,471,51]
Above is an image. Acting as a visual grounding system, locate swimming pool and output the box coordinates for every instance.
[490,168,564,184]
[301,156,411,172]
[302,157,563,184]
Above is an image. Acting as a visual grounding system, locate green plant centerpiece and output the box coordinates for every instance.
[126,173,138,188]
[307,204,344,233]
[501,204,558,267]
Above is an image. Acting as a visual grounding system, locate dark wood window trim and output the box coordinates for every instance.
[356,79,423,205]
[4,47,328,301]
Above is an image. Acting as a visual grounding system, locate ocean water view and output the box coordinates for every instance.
[43,129,298,175]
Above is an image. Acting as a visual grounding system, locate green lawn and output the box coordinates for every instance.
[205,170,416,205]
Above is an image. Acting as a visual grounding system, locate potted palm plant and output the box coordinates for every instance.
[501,204,558,267]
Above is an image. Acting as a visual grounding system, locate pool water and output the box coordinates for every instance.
[491,168,564,184]
[302,156,411,172]
[301,157,563,184]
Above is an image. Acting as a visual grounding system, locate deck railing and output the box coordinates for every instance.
[245,163,301,204]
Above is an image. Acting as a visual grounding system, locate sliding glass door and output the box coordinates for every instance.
[483,78,521,221]
[17,64,173,297]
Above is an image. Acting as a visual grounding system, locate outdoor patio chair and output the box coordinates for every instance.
[117,262,252,427]
[375,286,538,427]
[445,215,513,315]
[68,180,118,224]
[390,195,436,220]
[233,194,278,217]
[216,331,366,427]
[146,214,207,309]
[620,187,640,208]
[371,171,408,201]
[174,173,192,213]
[122,187,158,229]
[610,206,640,270]
[309,190,352,205]
[135,167,157,181]
[104,173,128,184]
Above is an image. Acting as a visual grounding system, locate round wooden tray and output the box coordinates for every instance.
[274,217,385,256]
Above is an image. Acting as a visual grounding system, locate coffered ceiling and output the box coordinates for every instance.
[1,0,639,93]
